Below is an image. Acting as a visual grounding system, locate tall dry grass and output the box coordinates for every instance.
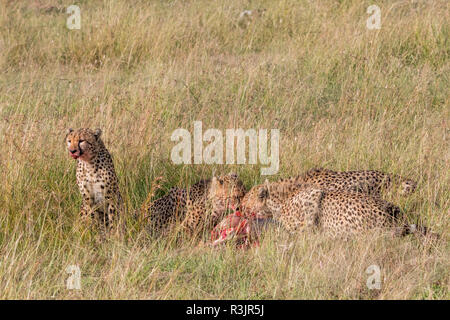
[0,0,448,299]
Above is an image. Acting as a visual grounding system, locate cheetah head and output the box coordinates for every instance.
[240,184,271,218]
[209,173,246,216]
[400,179,417,195]
[242,179,303,218]
[65,128,103,162]
[241,181,281,218]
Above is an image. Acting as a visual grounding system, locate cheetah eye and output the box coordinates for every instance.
[79,140,85,143]
[68,140,71,143]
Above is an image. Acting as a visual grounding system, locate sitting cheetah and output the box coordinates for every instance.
[243,180,428,238]
[280,168,417,197]
[65,128,123,231]
[144,173,246,236]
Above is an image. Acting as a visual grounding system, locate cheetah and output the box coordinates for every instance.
[244,180,428,238]
[240,168,417,218]
[280,168,417,197]
[144,187,187,235]
[144,173,246,236]
[65,128,123,231]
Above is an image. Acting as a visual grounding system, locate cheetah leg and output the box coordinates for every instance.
[182,202,209,237]
[181,209,200,235]
[106,203,117,227]
[79,203,94,223]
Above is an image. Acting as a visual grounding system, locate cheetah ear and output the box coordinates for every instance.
[65,128,74,143]
[211,176,222,191]
[228,172,238,179]
[94,128,102,139]
[258,186,269,199]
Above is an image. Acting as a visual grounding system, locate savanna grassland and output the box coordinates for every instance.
[0,0,448,299]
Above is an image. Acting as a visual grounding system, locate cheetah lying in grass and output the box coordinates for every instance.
[143,173,246,236]
[242,179,431,238]
[240,168,418,220]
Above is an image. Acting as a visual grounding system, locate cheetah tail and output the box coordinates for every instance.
[402,224,440,240]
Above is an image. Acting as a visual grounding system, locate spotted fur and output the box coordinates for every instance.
[244,180,428,238]
[280,168,417,197]
[241,167,417,219]
[145,173,246,236]
[65,128,123,231]
[146,187,187,234]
